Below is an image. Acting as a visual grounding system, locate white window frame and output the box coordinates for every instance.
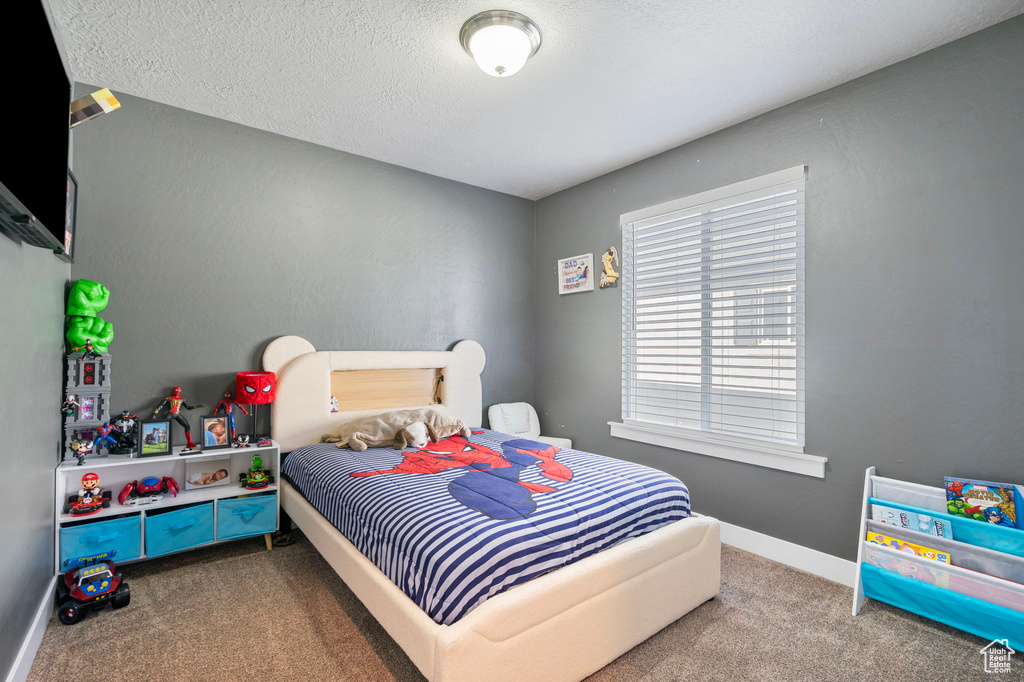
[609,166,826,478]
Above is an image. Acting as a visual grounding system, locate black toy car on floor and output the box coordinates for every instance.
[56,559,130,625]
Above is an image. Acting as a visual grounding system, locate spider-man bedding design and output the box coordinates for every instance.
[281,429,691,624]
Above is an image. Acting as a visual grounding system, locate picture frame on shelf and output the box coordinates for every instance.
[56,169,78,263]
[201,415,231,450]
[139,419,172,457]
[185,456,231,491]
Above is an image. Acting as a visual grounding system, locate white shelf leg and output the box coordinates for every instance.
[852,465,876,616]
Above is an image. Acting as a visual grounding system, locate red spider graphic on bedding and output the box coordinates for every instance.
[351,432,573,519]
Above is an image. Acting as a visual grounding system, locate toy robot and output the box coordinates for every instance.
[71,339,103,359]
[213,391,250,440]
[153,387,204,450]
[64,473,112,515]
[239,453,273,490]
[69,437,93,466]
[118,476,179,506]
[61,395,81,418]
[233,434,251,448]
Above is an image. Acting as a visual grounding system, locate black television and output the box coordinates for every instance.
[0,0,73,254]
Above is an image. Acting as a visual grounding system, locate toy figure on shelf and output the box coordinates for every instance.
[110,411,139,454]
[118,476,179,506]
[213,391,250,440]
[63,473,112,515]
[152,386,204,450]
[233,434,251,448]
[599,246,620,289]
[66,279,114,354]
[61,395,81,418]
[70,438,93,466]
[71,339,103,359]
[239,453,273,490]
[91,422,121,453]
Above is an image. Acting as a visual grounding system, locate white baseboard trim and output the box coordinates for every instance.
[719,521,856,588]
[5,576,55,682]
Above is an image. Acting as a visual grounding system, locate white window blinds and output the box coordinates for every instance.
[621,166,805,447]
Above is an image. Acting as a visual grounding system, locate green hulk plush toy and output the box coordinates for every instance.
[66,279,114,353]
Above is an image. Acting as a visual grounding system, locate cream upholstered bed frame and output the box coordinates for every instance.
[264,336,721,682]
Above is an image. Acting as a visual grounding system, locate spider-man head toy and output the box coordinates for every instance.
[236,372,276,405]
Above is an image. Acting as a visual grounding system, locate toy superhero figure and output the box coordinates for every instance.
[110,411,139,452]
[153,387,205,450]
[92,422,120,453]
[351,434,572,519]
[71,339,103,359]
[213,391,250,440]
[61,395,81,418]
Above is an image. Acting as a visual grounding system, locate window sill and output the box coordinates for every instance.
[608,421,826,478]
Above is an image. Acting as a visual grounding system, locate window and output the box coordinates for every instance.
[612,166,825,477]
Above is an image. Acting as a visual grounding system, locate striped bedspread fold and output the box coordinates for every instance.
[281,428,691,624]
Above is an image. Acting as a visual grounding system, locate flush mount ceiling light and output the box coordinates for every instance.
[459,10,541,78]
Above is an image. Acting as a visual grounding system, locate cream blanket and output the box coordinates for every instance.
[321,407,470,451]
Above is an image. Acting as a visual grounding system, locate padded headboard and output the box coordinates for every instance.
[262,336,486,453]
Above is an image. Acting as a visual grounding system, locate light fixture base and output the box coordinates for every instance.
[459,10,542,60]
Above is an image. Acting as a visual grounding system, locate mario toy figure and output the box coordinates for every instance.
[79,473,101,501]
[213,391,250,440]
[153,386,204,450]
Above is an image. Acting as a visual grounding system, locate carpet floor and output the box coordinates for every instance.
[28,534,1010,681]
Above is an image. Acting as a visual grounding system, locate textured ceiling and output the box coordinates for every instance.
[52,0,1024,199]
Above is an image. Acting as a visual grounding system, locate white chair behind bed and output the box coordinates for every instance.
[487,402,572,449]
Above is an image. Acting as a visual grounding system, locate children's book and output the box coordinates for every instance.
[864,544,950,588]
[870,503,952,538]
[944,477,1020,528]
[865,531,951,564]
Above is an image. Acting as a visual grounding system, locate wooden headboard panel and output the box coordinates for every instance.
[262,336,486,453]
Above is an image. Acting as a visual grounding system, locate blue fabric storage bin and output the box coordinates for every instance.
[217,494,277,540]
[59,515,142,570]
[861,563,1024,649]
[145,503,214,557]
[868,497,1024,557]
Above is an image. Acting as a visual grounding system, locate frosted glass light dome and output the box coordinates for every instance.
[460,11,541,78]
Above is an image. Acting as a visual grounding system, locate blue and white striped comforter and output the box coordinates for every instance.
[281,429,690,624]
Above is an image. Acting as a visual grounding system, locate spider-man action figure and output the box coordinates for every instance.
[153,387,204,450]
[213,391,250,440]
[92,422,120,453]
[71,339,103,359]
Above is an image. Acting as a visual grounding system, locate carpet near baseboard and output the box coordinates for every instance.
[27,535,1002,682]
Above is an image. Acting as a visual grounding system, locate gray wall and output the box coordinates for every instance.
[534,17,1024,560]
[71,90,535,437]
[0,237,67,678]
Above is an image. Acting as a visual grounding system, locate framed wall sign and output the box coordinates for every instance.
[557,253,594,295]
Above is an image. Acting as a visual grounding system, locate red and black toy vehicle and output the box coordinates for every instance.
[57,553,130,625]
[64,472,112,516]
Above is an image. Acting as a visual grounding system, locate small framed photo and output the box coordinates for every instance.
[185,456,231,491]
[139,419,172,457]
[201,415,231,450]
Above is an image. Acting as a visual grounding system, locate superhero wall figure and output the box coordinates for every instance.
[351,434,573,519]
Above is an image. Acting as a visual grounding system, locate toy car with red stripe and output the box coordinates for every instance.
[56,554,130,625]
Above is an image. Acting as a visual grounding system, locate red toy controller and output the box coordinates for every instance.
[118,476,179,506]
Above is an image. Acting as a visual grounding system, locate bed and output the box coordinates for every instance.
[265,336,721,682]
